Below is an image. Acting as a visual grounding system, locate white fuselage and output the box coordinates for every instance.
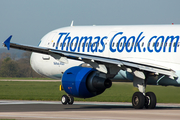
[30,25,180,85]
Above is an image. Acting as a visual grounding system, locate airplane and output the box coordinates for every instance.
[2,23,180,109]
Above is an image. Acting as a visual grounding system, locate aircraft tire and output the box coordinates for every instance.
[145,92,156,109]
[132,92,145,109]
[61,95,69,105]
[68,96,74,105]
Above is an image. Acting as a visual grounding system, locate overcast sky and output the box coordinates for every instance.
[1,0,180,48]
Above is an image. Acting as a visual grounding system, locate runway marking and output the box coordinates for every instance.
[0,100,180,108]
[0,100,61,105]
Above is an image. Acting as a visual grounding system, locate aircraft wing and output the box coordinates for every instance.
[3,35,177,79]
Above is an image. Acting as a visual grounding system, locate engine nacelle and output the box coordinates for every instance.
[62,66,112,98]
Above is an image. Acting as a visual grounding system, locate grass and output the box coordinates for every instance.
[0,119,15,120]
[0,81,180,103]
[0,77,53,80]
[0,81,62,100]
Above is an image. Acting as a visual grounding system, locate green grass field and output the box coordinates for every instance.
[0,81,180,103]
[0,119,15,120]
[0,77,53,80]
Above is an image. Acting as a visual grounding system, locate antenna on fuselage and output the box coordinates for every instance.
[70,20,74,27]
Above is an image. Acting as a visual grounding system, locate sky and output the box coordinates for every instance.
[0,0,180,48]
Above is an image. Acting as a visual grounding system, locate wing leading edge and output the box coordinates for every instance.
[2,35,177,79]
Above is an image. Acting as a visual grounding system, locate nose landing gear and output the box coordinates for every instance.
[61,95,74,105]
[60,85,75,105]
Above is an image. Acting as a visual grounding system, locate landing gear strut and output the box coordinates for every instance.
[132,75,157,109]
[61,95,74,105]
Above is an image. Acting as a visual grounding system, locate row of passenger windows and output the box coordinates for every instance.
[52,42,99,48]
[51,42,179,48]
[111,42,178,48]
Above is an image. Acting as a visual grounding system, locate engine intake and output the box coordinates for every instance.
[62,66,112,98]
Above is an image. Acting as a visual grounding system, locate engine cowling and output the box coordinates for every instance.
[62,66,112,98]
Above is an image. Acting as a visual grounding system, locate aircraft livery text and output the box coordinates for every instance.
[54,32,179,53]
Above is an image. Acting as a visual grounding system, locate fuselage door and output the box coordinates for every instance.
[42,32,57,60]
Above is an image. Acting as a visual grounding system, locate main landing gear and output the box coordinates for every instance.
[132,91,156,109]
[132,76,157,109]
[61,95,74,105]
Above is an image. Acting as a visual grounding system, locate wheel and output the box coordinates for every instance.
[61,95,69,105]
[145,92,156,109]
[68,96,74,105]
[132,92,145,109]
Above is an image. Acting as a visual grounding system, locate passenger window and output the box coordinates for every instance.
[156,42,159,47]
[135,43,138,47]
[142,42,144,47]
[169,42,172,47]
[173,42,176,47]
[93,43,96,47]
[124,42,126,47]
[165,42,167,47]
[128,42,130,47]
[53,43,55,47]
[60,43,62,47]
[120,42,122,47]
[160,42,163,47]
[132,42,134,47]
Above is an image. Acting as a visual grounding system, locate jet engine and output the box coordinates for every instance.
[62,66,112,98]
